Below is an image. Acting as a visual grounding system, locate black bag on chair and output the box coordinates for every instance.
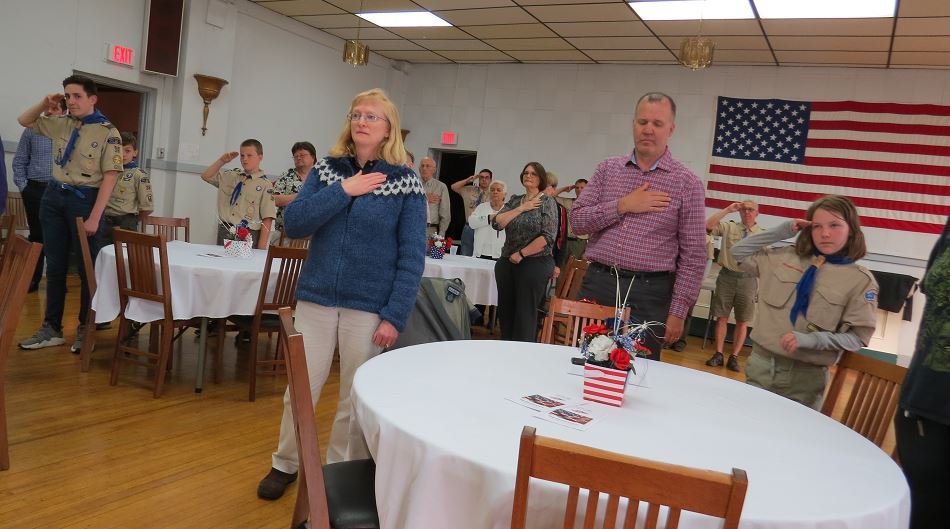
[389,277,473,350]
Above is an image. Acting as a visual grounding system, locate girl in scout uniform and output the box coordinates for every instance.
[731,195,878,409]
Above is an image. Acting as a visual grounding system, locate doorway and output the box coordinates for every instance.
[434,150,477,240]
[95,85,147,165]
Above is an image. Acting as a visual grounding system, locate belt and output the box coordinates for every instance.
[719,268,756,278]
[27,180,49,187]
[52,181,98,199]
[427,223,440,228]
[589,261,674,279]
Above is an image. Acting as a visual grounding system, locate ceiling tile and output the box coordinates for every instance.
[507,49,591,61]
[294,13,364,27]
[769,36,891,51]
[322,27,400,39]
[585,49,674,61]
[645,19,763,36]
[256,0,343,16]
[413,38,494,50]
[893,36,950,52]
[895,17,950,35]
[515,0,630,4]
[659,35,769,50]
[891,51,950,65]
[712,49,776,62]
[374,50,452,62]
[568,36,665,49]
[523,3,637,23]
[774,50,889,64]
[761,18,893,36]
[434,7,535,26]
[387,26,472,39]
[358,39,424,50]
[324,0,422,12]
[462,23,556,38]
[597,60,678,64]
[547,21,651,37]
[414,0,515,8]
[897,0,950,17]
[485,37,574,50]
[438,50,517,61]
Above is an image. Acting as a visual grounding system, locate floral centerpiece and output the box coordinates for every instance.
[221,218,254,258]
[426,233,453,259]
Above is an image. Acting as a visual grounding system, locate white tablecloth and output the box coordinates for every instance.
[92,241,277,323]
[351,341,909,529]
[424,254,497,306]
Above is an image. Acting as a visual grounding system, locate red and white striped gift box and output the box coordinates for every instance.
[582,364,629,407]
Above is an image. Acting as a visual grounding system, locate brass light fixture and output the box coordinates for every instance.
[678,1,715,70]
[343,0,369,66]
[193,74,228,136]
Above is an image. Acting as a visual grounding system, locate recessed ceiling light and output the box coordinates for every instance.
[356,11,451,27]
[753,0,897,19]
[628,0,754,21]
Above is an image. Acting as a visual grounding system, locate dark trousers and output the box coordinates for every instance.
[459,225,475,257]
[217,224,262,248]
[102,213,140,246]
[39,184,102,331]
[895,409,950,529]
[22,180,47,287]
[577,266,674,361]
[495,255,554,342]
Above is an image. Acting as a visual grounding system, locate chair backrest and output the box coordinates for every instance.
[143,216,190,242]
[555,257,589,300]
[539,297,623,347]
[511,426,748,529]
[279,307,332,529]
[277,231,312,249]
[112,229,173,318]
[74,217,97,296]
[0,215,15,270]
[257,245,308,314]
[821,351,907,452]
[5,192,29,231]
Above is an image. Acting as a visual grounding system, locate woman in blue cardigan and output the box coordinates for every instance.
[257,88,427,500]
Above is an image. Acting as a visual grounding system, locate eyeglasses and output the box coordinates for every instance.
[347,112,388,123]
[739,207,757,213]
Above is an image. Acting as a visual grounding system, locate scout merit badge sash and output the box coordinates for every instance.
[58,109,110,168]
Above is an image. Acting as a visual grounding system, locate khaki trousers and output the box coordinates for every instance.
[271,301,382,473]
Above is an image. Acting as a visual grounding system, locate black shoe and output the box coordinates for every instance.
[671,339,686,352]
[705,352,724,367]
[726,354,741,372]
[257,468,298,500]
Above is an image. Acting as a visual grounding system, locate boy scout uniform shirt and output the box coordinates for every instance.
[210,169,277,228]
[33,115,122,186]
[710,221,763,272]
[106,167,153,216]
[741,245,878,366]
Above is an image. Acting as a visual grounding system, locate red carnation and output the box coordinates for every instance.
[609,348,631,370]
[634,341,652,356]
[583,323,607,336]
[236,227,250,240]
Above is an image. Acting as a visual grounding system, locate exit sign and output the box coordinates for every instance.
[441,131,457,145]
[107,44,135,67]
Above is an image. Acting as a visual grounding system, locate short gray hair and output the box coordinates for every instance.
[489,181,507,192]
[636,92,677,118]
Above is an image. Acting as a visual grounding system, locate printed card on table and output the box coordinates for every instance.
[534,403,603,431]
[507,392,579,412]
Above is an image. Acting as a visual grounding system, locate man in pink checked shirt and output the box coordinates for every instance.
[570,92,707,360]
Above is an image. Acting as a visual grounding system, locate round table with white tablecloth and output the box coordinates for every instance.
[424,254,497,306]
[351,340,909,529]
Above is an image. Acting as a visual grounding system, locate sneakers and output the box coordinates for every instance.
[705,351,724,367]
[19,323,66,350]
[257,468,298,500]
[726,354,741,372]
[70,324,88,354]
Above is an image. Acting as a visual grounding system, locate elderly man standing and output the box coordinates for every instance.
[570,92,706,360]
[704,200,764,371]
[451,168,492,256]
[419,157,450,237]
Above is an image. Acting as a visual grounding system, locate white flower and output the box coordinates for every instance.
[588,335,614,362]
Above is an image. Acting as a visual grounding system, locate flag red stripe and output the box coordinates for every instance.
[811,101,950,117]
[806,138,950,158]
[705,198,944,234]
[707,181,950,216]
[809,120,950,138]
[582,389,623,403]
[708,163,950,196]
[804,156,950,178]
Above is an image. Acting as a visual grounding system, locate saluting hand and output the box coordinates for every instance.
[791,219,811,232]
[45,94,64,114]
[219,151,239,164]
[726,202,742,213]
[618,182,671,214]
[342,170,386,197]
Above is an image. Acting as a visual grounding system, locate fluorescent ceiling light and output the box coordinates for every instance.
[356,11,451,27]
[753,0,897,19]
[629,0,754,21]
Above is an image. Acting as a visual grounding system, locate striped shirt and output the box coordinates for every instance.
[570,149,707,319]
[12,127,54,190]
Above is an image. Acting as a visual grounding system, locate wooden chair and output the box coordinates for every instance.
[5,192,29,232]
[0,236,43,470]
[539,297,622,347]
[278,307,379,529]
[0,215,15,270]
[73,217,102,371]
[821,351,908,454]
[555,256,589,300]
[109,229,200,397]
[221,245,308,401]
[277,231,312,249]
[143,216,190,242]
[511,425,748,529]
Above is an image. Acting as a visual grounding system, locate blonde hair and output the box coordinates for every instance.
[329,88,407,166]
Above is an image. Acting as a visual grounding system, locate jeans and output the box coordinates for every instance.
[22,180,47,286]
[459,225,475,257]
[39,183,101,331]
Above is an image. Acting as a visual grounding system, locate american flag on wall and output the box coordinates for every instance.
[706,96,950,234]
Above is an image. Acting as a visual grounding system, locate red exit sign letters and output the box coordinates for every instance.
[107,44,135,67]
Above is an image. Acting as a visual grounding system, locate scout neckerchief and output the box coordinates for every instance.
[790,252,855,325]
[229,170,253,206]
[58,109,110,169]
[124,161,138,170]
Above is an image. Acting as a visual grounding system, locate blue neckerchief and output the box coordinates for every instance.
[58,109,110,169]
[229,171,251,206]
[124,161,138,170]
[790,251,855,325]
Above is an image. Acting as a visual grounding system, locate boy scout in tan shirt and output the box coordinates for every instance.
[102,132,153,245]
[200,139,276,249]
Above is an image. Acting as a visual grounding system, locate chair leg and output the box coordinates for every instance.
[110,316,129,387]
[79,309,97,373]
[248,329,259,402]
[153,321,174,398]
[0,383,9,470]
[290,466,309,528]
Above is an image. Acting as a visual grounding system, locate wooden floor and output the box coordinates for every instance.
[1,274,750,528]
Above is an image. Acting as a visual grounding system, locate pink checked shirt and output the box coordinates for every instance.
[570,149,707,319]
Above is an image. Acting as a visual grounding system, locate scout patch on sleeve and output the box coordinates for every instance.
[865,290,877,302]
[107,137,120,144]
[113,155,122,166]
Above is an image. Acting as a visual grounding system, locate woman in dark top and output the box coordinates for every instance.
[491,162,557,341]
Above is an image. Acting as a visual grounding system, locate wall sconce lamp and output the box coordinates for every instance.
[194,74,229,136]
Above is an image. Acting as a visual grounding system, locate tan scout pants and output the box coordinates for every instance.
[745,345,828,410]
